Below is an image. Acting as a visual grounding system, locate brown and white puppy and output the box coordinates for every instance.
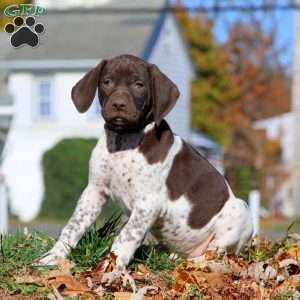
[38,55,253,268]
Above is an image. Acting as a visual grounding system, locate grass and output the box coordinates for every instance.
[184,285,204,299]
[0,214,181,297]
[69,213,122,268]
[0,232,55,296]
[1,217,299,298]
[275,290,295,300]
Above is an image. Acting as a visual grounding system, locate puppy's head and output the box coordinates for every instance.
[71,55,180,133]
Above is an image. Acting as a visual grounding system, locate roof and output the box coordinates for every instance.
[0,33,11,60]
[2,0,165,63]
[189,130,222,153]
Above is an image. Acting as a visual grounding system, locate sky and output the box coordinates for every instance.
[180,0,295,70]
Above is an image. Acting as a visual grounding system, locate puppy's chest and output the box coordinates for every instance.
[107,150,158,208]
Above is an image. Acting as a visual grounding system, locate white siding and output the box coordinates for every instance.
[3,71,104,221]
[254,113,294,165]
[3,14,195,221]
[148,14,194,140]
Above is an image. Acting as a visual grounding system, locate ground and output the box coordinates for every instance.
[1,216,300,300]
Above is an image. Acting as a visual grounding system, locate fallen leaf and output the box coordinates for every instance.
[287,244,300,261]
[202,272,226,289]
[47,275,90,297]
[114,292,133,300]
[14,274,44,286]
[288,233,300,241]
[241,262,277,282]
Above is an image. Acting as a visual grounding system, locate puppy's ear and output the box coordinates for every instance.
[71,60,107,113]
[149,64,180,126]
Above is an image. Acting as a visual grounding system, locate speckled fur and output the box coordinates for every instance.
[38,122,253,268]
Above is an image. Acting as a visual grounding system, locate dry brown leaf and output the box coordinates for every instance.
[206,261,231,274]
[272,275,300,297]
[47,275,90,297]
[114,292,133,300]
[14,274,45,286]
[202,272,226,289]
[288,233,300,241]
[242,262,277,282]
[287,244,300,261]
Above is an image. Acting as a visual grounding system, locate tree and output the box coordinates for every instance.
[176,2,288,201]
[223,20,291,123]
[176,5,239,145]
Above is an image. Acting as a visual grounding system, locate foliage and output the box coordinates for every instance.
[0,225,299,299]
[223,20,291,122]
[176,5,239,144]
[0,232,54,294]
[69,213,122,268]
[40,138,97,219]
[133,244,181,271]
[235,165,254,200]
[176,2,290,203]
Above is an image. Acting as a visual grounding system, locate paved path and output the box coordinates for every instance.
[9,223,63,237]
[8,222,287,241]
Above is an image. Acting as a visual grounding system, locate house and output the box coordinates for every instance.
[0,0,222,221]
[254,113,294,216]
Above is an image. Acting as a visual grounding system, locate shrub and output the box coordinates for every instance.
[39,138,97,219]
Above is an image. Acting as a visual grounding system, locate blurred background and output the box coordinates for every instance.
[0,0,298,238]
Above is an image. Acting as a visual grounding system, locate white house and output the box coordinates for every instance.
[254,113,294,216]
[0,0,222,221]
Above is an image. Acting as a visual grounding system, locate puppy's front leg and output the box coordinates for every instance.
[37,146,109,266]
[37,184,108,265]
[111,201,160,268]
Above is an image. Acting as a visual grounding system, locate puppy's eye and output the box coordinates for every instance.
[102,79,112,86]
[135,81,144,88]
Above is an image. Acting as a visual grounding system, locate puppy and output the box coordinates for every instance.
[38,54,253,268]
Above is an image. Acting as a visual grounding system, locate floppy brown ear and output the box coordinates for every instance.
[71,60,107,113]
[149,64,180,126]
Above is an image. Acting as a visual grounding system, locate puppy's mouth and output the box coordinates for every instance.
[105,117,135,132]
[111,117,128,126]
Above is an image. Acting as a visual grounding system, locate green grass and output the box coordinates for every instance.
[69,213,122,268]
[239,220,299,262]
[0,232,55,295]
[275,290,295,300]
[184,285,204,299]
[133,244,181,271]
[0,214,180,296]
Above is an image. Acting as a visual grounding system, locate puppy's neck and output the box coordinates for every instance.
[105,122,155,152]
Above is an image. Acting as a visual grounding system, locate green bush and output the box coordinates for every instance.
[40,138,97,219]
[235,165,253,200]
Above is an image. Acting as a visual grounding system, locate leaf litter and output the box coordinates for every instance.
[10,234,300,300]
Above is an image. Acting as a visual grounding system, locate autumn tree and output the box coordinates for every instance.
[221,15,290,201]
[176,2,289,201]
[176,5,239,145]
[223,20,291,124]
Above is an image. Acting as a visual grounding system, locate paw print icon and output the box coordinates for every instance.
[5,16,45,48]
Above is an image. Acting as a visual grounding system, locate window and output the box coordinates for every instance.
[35,77,53,119]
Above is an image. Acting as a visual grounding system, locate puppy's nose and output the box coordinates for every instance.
[112,99,126,111]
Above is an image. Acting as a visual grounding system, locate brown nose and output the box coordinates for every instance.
[112,99,126,111]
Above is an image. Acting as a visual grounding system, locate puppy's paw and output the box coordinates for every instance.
[100,266,137,293]
[33,241,70,267]
[33,252,66,267]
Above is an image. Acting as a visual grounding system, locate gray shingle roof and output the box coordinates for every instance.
[0,33,11,60]
[3,0,165,62]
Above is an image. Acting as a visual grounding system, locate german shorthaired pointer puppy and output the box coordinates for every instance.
[38,54,253,269]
